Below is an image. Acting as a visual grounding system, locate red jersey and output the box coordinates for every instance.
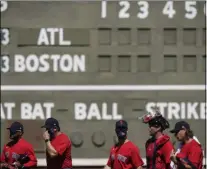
[145,135,173,169]
[107,141,144,169]
[176,139,203,169]
[46,133,72,169]
[0,138,37,168]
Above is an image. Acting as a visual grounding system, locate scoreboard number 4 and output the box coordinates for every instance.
[1,28,10,46]
[162,1,176,18]
[1,1,8,12]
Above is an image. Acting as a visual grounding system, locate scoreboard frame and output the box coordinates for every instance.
[1,0,206,167]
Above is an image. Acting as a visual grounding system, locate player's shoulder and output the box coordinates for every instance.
[161,139,174,151]
[58,133,70,142]
[19,138,35,150]
[189,140,202,151]
[126,141,140,150]
[127,140,136,146]
[21,138,33,147]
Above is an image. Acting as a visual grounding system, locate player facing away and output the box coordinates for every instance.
[170,121,203,169]
[139,108,174,169]
[104,120,144,169]
[41,117,72,169]
[0,122,37,169]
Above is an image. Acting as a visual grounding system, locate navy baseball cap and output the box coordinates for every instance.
[41,117,60,129]
[170,121,190,133]
[7,122,24,133]
[115,120,128,130]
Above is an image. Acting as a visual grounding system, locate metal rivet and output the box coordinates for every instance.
[70,131,83,148]
[91,131,105,147]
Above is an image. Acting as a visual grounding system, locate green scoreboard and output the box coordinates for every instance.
[1,1,206,166]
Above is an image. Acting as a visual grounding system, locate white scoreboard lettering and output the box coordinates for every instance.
[13,54,85,72]
[162,1,176,19]
[146,102,206,120]
[1,102,55,120]
[1,55,10,73]
[1,54,86,73]
[185,1,197,19]
[1,28,10,46]
[1,1,8,12]
[74,102,122,120]
[101,1,205,19]
[37,28,71,46]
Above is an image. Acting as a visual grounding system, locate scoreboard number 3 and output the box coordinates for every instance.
[1,55,10,73]
[1,1,8,12]
[1,28,10,46]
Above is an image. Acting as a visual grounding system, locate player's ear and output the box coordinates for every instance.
[17,131,23,136]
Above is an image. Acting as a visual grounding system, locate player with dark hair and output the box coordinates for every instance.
[104,120,144,169]
[0,122,37,169]
[139,108,174,169]
[170,121,203,169]
[41,117,72,169]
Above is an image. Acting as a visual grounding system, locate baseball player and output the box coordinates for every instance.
[170,121,203,169]
[0,122,37,169]
[104,120,144,169]
[139,108,174,169]
[41,117,72,169]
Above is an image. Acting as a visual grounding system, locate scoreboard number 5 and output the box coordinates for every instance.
[185,1,197,19]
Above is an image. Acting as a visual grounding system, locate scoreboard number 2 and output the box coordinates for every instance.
[1,1,8,12]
